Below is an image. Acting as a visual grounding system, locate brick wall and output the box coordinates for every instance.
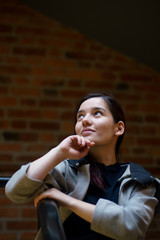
[0,0,160,239]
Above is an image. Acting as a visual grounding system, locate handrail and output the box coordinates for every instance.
[0,177,10,188]
[0,177,66,240]
[38,198,66,240]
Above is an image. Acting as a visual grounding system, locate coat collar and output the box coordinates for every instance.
[67,157,88,168]
[68,158,157,187]
[67,158,160,215]
[119,162,155,187]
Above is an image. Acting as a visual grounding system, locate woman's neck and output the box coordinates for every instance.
[89,145,117,166]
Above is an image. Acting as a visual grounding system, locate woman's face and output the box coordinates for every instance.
[75,97,118,147]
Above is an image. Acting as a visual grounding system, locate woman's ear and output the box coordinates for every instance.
[115,121,125,136]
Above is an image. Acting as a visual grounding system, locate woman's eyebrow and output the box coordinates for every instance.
[77,107,106,114]
[93,107,106,112]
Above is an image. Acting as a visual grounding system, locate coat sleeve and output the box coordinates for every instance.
[91,182,158,240]
[5,162,68,204]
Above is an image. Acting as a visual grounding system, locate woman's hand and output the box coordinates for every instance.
[34,188,95,223]
[27,135,95,181]
[34,188,72,207]
[57,135,95,160]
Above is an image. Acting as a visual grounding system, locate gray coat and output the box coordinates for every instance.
[5,159,160,240]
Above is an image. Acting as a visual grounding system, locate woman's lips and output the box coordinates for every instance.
[81,128,95,136]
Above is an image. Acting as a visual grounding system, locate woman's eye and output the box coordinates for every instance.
[94,111,102,116]
[77,114,84,120]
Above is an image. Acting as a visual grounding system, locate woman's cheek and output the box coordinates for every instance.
[75,123,79,135]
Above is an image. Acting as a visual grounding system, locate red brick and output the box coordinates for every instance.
[125,124,140,134]
[0,207,19,217]
[121,74,151,82]
[39,99,71,108]
[11,87,39,96]
[0,24,12,33]
[38,38,72,49]
[0,108,4,117]
[48,48,62,58]
[43,59,76,68]
[61,122,74,133]
[12,77,29,85]
[19,37,38,46]
[126,114,143,123]
[60,111,74,120]
[8,109,41,119]
[141,104,160,113]
[42,110,58,119]
[16,154,39,163]
[32,67,49,77]
[0,233,17,240]
[0,163,20,173]
[68,69,100,80]
[16,26,49,36]
[0,36,17,44]
[60,90,88,99]
[0,97,17,106]
[85,80,113,89]
[32,78,64,87]
[68,80,82,87]
[114,93,141,101]
[26,144,47,153]
[144,93,160,101]
[6,56,23,64]
[140,126,156,135]
[137,138,160,146]
[146,148,160,157]
[20,232,37,240]
[109,64,125,71]
[0,143,22,152]
[0,45,10,54]
[0,76,12,84]
[133,84,160,93]
[145,115,159,123]
[39,133,55,142]
[122,156,153,165]
[11,120,27,129]
[78,61,92,68]
[0,3,33,16]
[13,47,46,57]
[66,51,96,60]
[19,133,38,142]
[0,65,30,75]
[30,121,60,131]
[0,153,13,162]
[20,98,36,107]
[21,207,37,218]
[50,68,67,78]
[25,57,42,65]
[7,220,37,230]
[145,167,160,178]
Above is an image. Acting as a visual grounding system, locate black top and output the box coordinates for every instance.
[63,163,127,240]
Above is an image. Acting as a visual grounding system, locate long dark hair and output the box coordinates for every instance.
[75,92,126,190]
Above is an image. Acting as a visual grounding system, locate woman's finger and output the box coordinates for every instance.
[34,191,48,207]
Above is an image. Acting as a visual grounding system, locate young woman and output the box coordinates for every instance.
[5,93,160,240]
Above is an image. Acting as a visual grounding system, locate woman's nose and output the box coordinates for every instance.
[82,115,92,126]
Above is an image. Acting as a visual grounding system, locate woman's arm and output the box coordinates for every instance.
[91,182,158,240]
[34,188,95,223]
[5,135,94,203]
[34,183,158,240]
[27,135,95,181]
